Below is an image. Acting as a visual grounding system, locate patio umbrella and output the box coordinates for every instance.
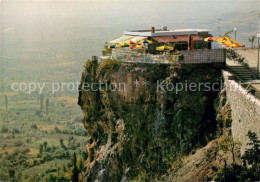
[204,37,218,42]
[125,40,136,45]
[230,44,238,48]
[156,45,174,51]
[139,39,153,44]
[120,43,130,47]
[235,44,243,47]
[109,44,121,48]
[130,45,145,49]
[223,41,232,45]
[218,37,230,43]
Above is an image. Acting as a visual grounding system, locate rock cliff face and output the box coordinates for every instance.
[78,60,224,181]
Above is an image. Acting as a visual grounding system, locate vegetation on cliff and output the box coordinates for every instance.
[78,61,225,181]
[215,131,260,181]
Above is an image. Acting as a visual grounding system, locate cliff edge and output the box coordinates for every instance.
[78,59,225,181]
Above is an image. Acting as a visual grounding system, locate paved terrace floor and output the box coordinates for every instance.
[235,49,259,72]
[226,57,260,91]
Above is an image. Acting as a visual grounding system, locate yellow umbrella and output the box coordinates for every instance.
[109,44,121,48]
[223,41,232,45]
[125,40,136,45]
[218,37,230,42]
[139,39,153,44]
[120,42,130,47]
[230,44,238,48]
[235,44,242,47]
[130,45,145,49]
[204,37,218,42]
[156,45,174,51]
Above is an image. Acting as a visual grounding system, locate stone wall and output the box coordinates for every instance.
[223,71,260,154]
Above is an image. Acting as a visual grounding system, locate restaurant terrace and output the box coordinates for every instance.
[101,26,226,65]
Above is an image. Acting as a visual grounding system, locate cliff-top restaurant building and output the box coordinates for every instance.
[107,26,212,52]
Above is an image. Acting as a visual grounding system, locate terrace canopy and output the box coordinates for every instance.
[152,35,202,43]
[108,35,147,44]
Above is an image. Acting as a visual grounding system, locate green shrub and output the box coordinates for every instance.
[14,140,24,147]
[98,59,121,75]
[30,124,38,130]
[46,174,69,182]
[214,130,260,181]
[43,153,53,162]
[12,128,20,134]
[84,59,97,72]
[1,125,8,133]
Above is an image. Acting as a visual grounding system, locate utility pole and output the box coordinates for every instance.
[257,13,260,78]
[234,26,237,41]
[218,19,221,36]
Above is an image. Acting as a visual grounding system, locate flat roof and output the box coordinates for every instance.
[124,28,210,37]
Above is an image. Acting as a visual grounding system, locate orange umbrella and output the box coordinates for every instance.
[130,45,145,49]
[125,40,136,45]
[204,37,218,42]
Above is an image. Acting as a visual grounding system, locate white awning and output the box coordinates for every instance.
[130,36,147,42]
[108,35,147,44]
[108,35,133,44]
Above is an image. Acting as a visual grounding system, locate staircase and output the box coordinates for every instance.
[228,66,253,81]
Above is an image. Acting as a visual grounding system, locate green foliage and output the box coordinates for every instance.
[5,95,8,110]
[71,153,79,182]
[46,98,49,114]
[98,58,121,75]
[76,155,84,172]
[84,59,97,73]
[60,139,67,150]
[0,55,88,181]
[30,124,38,130]
[215,130,260,181]
[223,30,234,38]
[241,131,260,167]
[8,169,15,179]
[43,153,53,162]
[248,36,256,48]
[40,94,44,111]
[74,116,82,122]
[133,171,149,182]
[1,125,8,133]
[46,174,69,182]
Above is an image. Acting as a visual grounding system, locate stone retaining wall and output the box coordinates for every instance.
[223,70,260,154]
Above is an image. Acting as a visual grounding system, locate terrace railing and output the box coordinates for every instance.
[179,49,226,64]
[226,65,260,100]
[111,48,226,64]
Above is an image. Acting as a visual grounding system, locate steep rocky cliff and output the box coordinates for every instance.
[78,59,225,181]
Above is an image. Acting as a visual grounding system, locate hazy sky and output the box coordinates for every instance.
[1,0,259,65]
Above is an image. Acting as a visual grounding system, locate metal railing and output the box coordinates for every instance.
[226,65,260,100]
[111,48,226,64]
[227,50,258,78]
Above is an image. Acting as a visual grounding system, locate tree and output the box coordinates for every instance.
[1,125,8,133]
[76,155,84,172]
[223,30,234,38]
[219,135,240,163]
[46,98,49,114]
[40,94,44,111]
[241,131,260,168]
[8,169,15,181]
[215,130,260,181]
[60,139,67,150]
[43,141,48,151]
[39,144,43,154]
[71,153,79,182]
[30,124,38,130]
[63,164,67,173]
[248,36,256,48]
[5,95,8,110]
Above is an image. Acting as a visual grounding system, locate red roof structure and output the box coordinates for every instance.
[152,35,202,43]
